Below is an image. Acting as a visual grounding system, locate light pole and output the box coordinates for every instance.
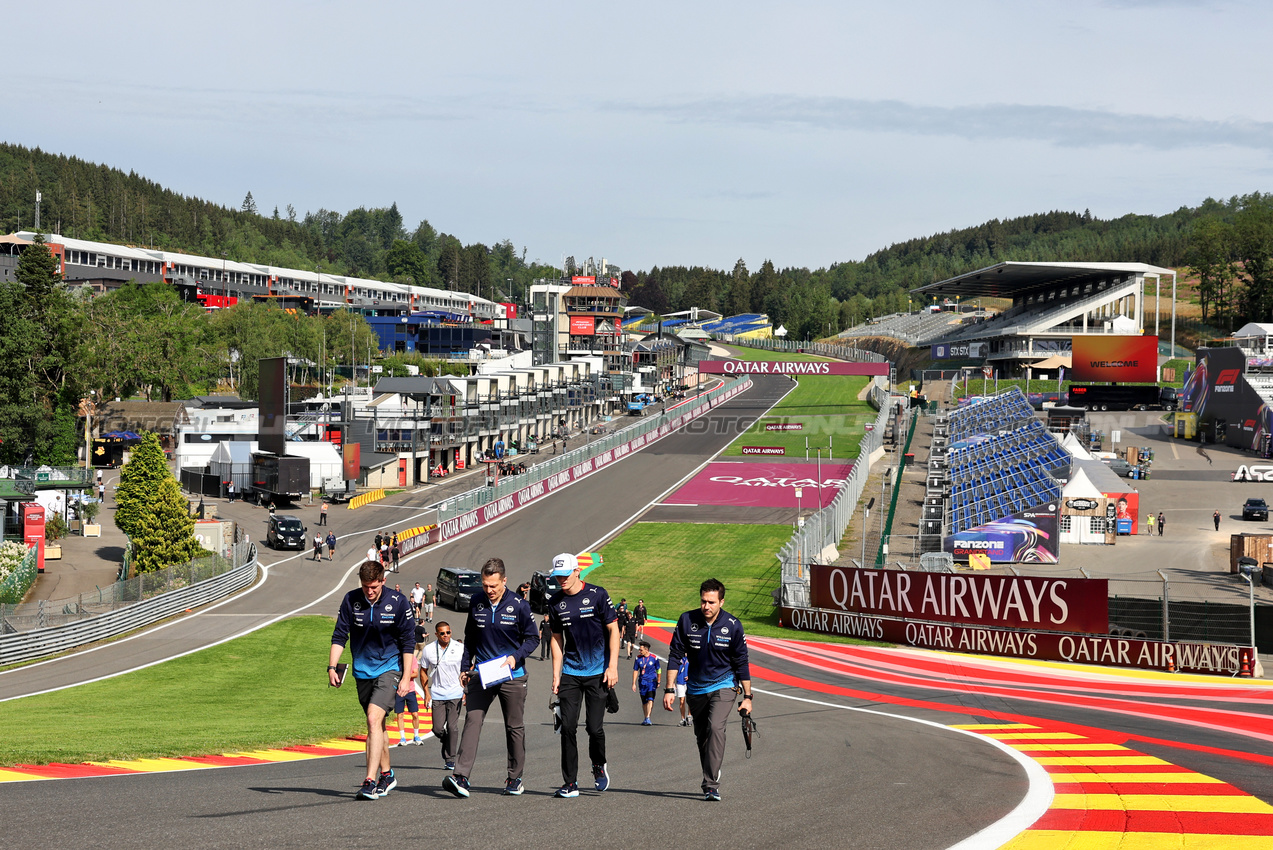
[794,486,804,577]
[861,497,875,567]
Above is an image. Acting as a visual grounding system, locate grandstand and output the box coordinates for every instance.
[925,388,1068,563]
[701,313,772,338]
[841,262,1177,376]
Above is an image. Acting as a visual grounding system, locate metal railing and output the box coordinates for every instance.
[436,378,748,524]
[778,384,894,608]
[0,541,255,641]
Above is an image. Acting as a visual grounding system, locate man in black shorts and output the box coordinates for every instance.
[330,560,416,800]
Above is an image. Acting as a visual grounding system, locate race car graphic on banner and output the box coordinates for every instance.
[943,502,1059,564]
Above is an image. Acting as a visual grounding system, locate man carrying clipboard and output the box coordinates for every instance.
[443,557,539,799]
[329,559,416,800]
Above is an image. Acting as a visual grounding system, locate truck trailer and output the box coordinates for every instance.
[249,452,310,503]
[1067,384,1178,411]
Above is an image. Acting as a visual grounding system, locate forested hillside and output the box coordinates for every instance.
[3,142,1273,339]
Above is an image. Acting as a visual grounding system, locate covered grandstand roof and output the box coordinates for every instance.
[911,261,1176,300]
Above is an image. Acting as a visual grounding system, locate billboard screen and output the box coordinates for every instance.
[943,502,1059,564]
[342,441,360,482]
[571,276,596,286]
[569,316,595,335]
[258,357,287,456]
[1071,335,1158,383]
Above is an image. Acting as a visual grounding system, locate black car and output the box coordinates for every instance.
[1243,498,1269,522]
[529,570,562,614]
[266,515,307,550]
[436,566,482,610]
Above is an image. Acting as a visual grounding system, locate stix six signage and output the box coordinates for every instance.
[1071,335,1158,383]
[807,564,1108,634]
[781,605,1250,676]
[698,360,889,376]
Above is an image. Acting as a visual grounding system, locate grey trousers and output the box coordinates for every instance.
[432,698,462,762]
[687,688,734,792]
[454,674,528,781]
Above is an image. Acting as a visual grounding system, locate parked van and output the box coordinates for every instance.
[436,566,482,610]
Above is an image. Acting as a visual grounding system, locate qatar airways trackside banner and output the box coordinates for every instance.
[807,564,1108,634]
[780,605,1253,677]
[1071,335,1158,383]
[698,360,889,376]
[398,380,753,556]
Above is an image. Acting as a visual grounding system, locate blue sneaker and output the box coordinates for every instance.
[641,718,652,726]
[592,763,609,792]
[374,769,396,797]
[503,777,525,796]
[357,777,380,800]
[443,774,470,798]
[705,789,721,802]
[555,782,579,798]
[444,760,456,771]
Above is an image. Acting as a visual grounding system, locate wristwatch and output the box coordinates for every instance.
[327,666,337,671]
[664,688,675,694]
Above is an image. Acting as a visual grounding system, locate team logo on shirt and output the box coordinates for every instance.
[559,601,567,609]
[386,605,393,612]
[506,606,514,613]
[720,627,729,635]
[582,597,591,605]
[690,624,700,632]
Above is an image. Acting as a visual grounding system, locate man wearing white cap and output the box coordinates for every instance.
[547,552,620,798]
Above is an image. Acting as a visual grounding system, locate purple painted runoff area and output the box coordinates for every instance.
[667,460,854,508]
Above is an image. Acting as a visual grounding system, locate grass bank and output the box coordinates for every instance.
[0,617,363,765]
[722,374,873,458]
[595,522,881,645]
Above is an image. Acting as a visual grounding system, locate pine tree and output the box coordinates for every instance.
[114,432,171,538]
[241,191,257,215]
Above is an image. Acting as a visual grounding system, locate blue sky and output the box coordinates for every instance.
[10,0,1272,271]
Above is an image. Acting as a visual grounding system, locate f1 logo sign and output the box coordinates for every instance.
[1216,369,1241,393]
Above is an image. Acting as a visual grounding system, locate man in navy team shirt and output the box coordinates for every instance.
[631,641,661,726]
[329,559,416,800]
[443,557,539,799]
[663,577,752,802]
[547,552,620,798]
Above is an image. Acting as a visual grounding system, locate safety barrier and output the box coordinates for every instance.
[0,542,259,667]
[349,489,386,510]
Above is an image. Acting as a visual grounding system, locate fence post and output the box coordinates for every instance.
[1158,569,1170,642]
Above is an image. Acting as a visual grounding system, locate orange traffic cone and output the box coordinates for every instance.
[1166,655,1176,674]
[1239,650,1253,678]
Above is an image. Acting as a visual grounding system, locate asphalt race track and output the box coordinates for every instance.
[18,374,1267,847]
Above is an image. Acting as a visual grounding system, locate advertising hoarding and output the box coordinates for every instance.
[931,342,988,360]
[1071,335,1158,383]
[569,316,595,335]
[257,357,287,456]
[807,563,1107,634]
[698,360,889,376]
[342,442,361,482]
[943,502,1059,563]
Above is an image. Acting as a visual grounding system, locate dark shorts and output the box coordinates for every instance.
[639,688,657,703]
[356,670,400,714]
[394,691,419,714]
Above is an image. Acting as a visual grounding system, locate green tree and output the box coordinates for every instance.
[1234,197,1273,324]
[241,192,257,215]
[385,240,431,285]
[1184,218,1236,328]
[115,434,202,573]
[728,259,751,317]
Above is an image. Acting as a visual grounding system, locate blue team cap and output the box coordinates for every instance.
[550,553,579,577]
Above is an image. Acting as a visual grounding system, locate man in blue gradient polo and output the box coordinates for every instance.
[547,552,620,798]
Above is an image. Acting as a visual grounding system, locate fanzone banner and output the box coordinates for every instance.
[943,502,1059,563]
[698,360,889,376]
[780,605,1251,677]
[1071,335,1158,383]
[569,316,595,335]
[395,380,752,557]
[807,564,1107,634]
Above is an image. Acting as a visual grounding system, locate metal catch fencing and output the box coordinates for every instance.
[779,384,894,608]
[0,541,255,636]
[436,378,746,524]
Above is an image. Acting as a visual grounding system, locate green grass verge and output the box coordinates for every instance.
[0,617,364,765]
[595,522,882,645]
[722,374,874,459]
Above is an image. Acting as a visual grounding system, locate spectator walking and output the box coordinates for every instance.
[392,651,425,747]
[622,613,638,659]
[676,656,691,726]
[329,559,416,800]
[631,641,661,726]
[633,599,648,642]
[1146,513,1155,536]
[312,533,324,561]
[547,552,620,797]
[442,558,539,799]
[411,582,425,619]
[366,545,378,563]
[663,578,752,802]
[1158,512,1165,536]
[319,501,328,526]
[1214,510,1222,531]
[391,540,400,573]
[227,480,235,501]
[423,583,436,623]
[539,613,552,661]
[421,620,465,770]
[326,531,337,561]
[375,532,383,551]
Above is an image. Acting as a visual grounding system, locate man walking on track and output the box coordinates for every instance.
[329,560,416,800]
[421,620,465,770]
[326,531,336,561]
[546,552,619,798]
[319,500,328,525]
[663,577,752,802]
[443,557,539,799]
